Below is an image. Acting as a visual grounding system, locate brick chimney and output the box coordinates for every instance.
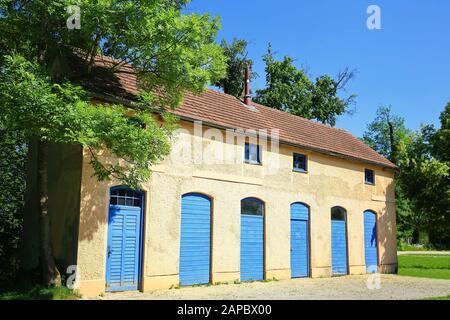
[244,63,251,105]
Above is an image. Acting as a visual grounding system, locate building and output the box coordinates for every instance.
[22,58,398,297]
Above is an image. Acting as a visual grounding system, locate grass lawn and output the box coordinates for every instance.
[422,295,450,300]
[398,254,450,280]
[0,286,80,300]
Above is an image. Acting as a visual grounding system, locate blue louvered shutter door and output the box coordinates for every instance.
[290,203,309,278]
[106,206,142,291]
[106,208,124,289]
[122,208,141,287]
[364,211,378,273]
[331,220,348,275]
[179,194,211,286]
[240,215,264,281]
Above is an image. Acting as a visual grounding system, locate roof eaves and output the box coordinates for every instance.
[175,114,398,171]
[89,91,398,171]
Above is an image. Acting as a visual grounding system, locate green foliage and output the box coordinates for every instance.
[398,121,450,246]
[362,105,410,164]
[254,44,356,126]
[0,285,80,300]
[215,38,256,97]
[0,0,226,108]
[398,242,448,252]
[0,0,227,186]
[363,103,449,247]
[0,129,27,287]
[431,102,450,163]
[0,54,176,187]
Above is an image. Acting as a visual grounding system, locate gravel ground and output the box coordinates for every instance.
[96,274,450,300]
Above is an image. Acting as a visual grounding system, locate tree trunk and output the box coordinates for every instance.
[37,140,61,286]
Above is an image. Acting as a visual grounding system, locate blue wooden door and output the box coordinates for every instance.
[364,211,378,273]
[106,205,143,292]
[290,203,309,278]
[331,207,348,275]
[179,194,211,286]
[240,215,264,281]
[240,198,264,281]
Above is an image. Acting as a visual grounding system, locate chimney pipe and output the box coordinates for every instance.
[244,63,251,105]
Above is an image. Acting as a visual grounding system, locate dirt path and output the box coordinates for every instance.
[96,274,450,300]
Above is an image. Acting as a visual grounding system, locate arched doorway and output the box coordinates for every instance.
[331,206,348,276]
[290,202,310,278]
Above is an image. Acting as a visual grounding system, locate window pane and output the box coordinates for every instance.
[365,169,374,184]
[241,198,264,216]
[245,143,261,164]
[126,190,134,197]
[293,153,307,171]
[256,145,261,163]
[249,144,257,162]
[331,207,346,221]
[110,188,143,207]
[245,143,250,161]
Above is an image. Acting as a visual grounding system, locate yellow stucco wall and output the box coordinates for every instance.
[76,120,397,297]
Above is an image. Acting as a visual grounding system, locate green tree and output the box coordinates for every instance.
[431,102,450,162]
[362,105,409,164]
[0,0,226,285]
[0,129,27,288]
[396,103,450,246]
[254,44,356,126]
[398,122,450,246]
[362,105,416,243]
[215,38,256,97]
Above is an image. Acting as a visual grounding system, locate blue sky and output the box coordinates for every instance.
[186,0,450,137]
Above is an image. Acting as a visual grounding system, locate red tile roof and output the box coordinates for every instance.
[84,55,397,170]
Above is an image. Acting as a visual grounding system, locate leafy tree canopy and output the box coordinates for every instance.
[254,44,356,126]
[215,38,256,98]
[0,0,227,187]
[0,54,176,187]
[0,0,226,107]
[362,105,410,164]
[0,129,27,288]
[362,104,450,246]
[398,121,450,245]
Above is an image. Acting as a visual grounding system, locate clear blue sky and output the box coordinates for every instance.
[186,0,450,137]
